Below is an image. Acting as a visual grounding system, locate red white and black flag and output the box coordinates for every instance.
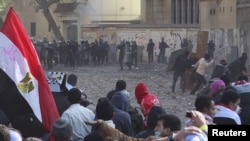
[0,7,59,137]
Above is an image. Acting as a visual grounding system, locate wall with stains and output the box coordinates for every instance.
[81,28,198,62]
[207,28,240,64]
[80,27,247,65]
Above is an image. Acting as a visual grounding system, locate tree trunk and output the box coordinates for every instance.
[42,8,64,41]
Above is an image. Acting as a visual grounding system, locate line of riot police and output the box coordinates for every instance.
[32,38,112,68]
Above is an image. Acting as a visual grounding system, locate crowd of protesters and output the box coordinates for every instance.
[1,66,249,141]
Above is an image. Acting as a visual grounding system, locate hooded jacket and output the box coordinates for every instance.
[111,92,133,136]
[135,82,162,117]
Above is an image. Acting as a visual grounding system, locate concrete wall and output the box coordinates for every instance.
[203,28,239,64]
[81,27,198,62]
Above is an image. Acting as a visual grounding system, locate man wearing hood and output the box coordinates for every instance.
[135,82,162,119]
[228,52,248,82]
[111,92,134,136]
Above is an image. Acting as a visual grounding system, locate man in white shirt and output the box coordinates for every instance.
[190,54,215,95]
[61,88,95,141]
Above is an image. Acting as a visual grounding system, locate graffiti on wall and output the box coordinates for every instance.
[150,31,185,50]
[98,31,116,44]
[118,31,149,46]
[149,30,186,58]
[81,30,98,42]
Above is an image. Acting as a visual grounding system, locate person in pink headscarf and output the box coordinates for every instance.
[210,79,225,104]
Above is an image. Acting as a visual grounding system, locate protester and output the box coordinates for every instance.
[106,79,131,101]
[135,82,162,119]
[210,59,230,79]
[172,50,190,93]
[111,91,134,136]
[209,79,225,104]
[228,52,248,82]
[231,75,250,124]
[84,97,115,141]
[135,106,167,138]
[154,114,181,138]
[61,88,95,141]
[213,90,241,125]
[190,53,215,95]
[186,95,215,126]
[51,118,72,141]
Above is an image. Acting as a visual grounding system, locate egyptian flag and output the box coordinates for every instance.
[0,7,59,137]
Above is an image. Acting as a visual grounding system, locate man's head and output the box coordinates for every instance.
[204,53,210,60]
[241,52,247,60]
[195,95,215,117]
[221,90,240,112]
[96,97,114,120]
[115,80,126,91]
[52,118,72,141]
[237,74,248,82]
[147,106,167,130]
[67,74,77,87]
[154,114,181,137]
[219,59,227,66]
[67,88,82,104]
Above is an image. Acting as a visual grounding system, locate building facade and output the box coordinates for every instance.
[141,0,199,25]
[199,0,250,65]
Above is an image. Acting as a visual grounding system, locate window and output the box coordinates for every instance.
[210,9,213,15]
[172,0,176,24]
[230,7,232,12]
[190,0,193,24]
[184,0,188,23]
[30,22,36,36]
[213,8,215,15]
[223,7,224,12]
[49,24,51,32]
[179,0,182,24]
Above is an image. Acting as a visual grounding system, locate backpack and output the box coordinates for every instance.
[128,107,144,135]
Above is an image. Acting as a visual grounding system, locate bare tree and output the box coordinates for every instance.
[33,0,64,41]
